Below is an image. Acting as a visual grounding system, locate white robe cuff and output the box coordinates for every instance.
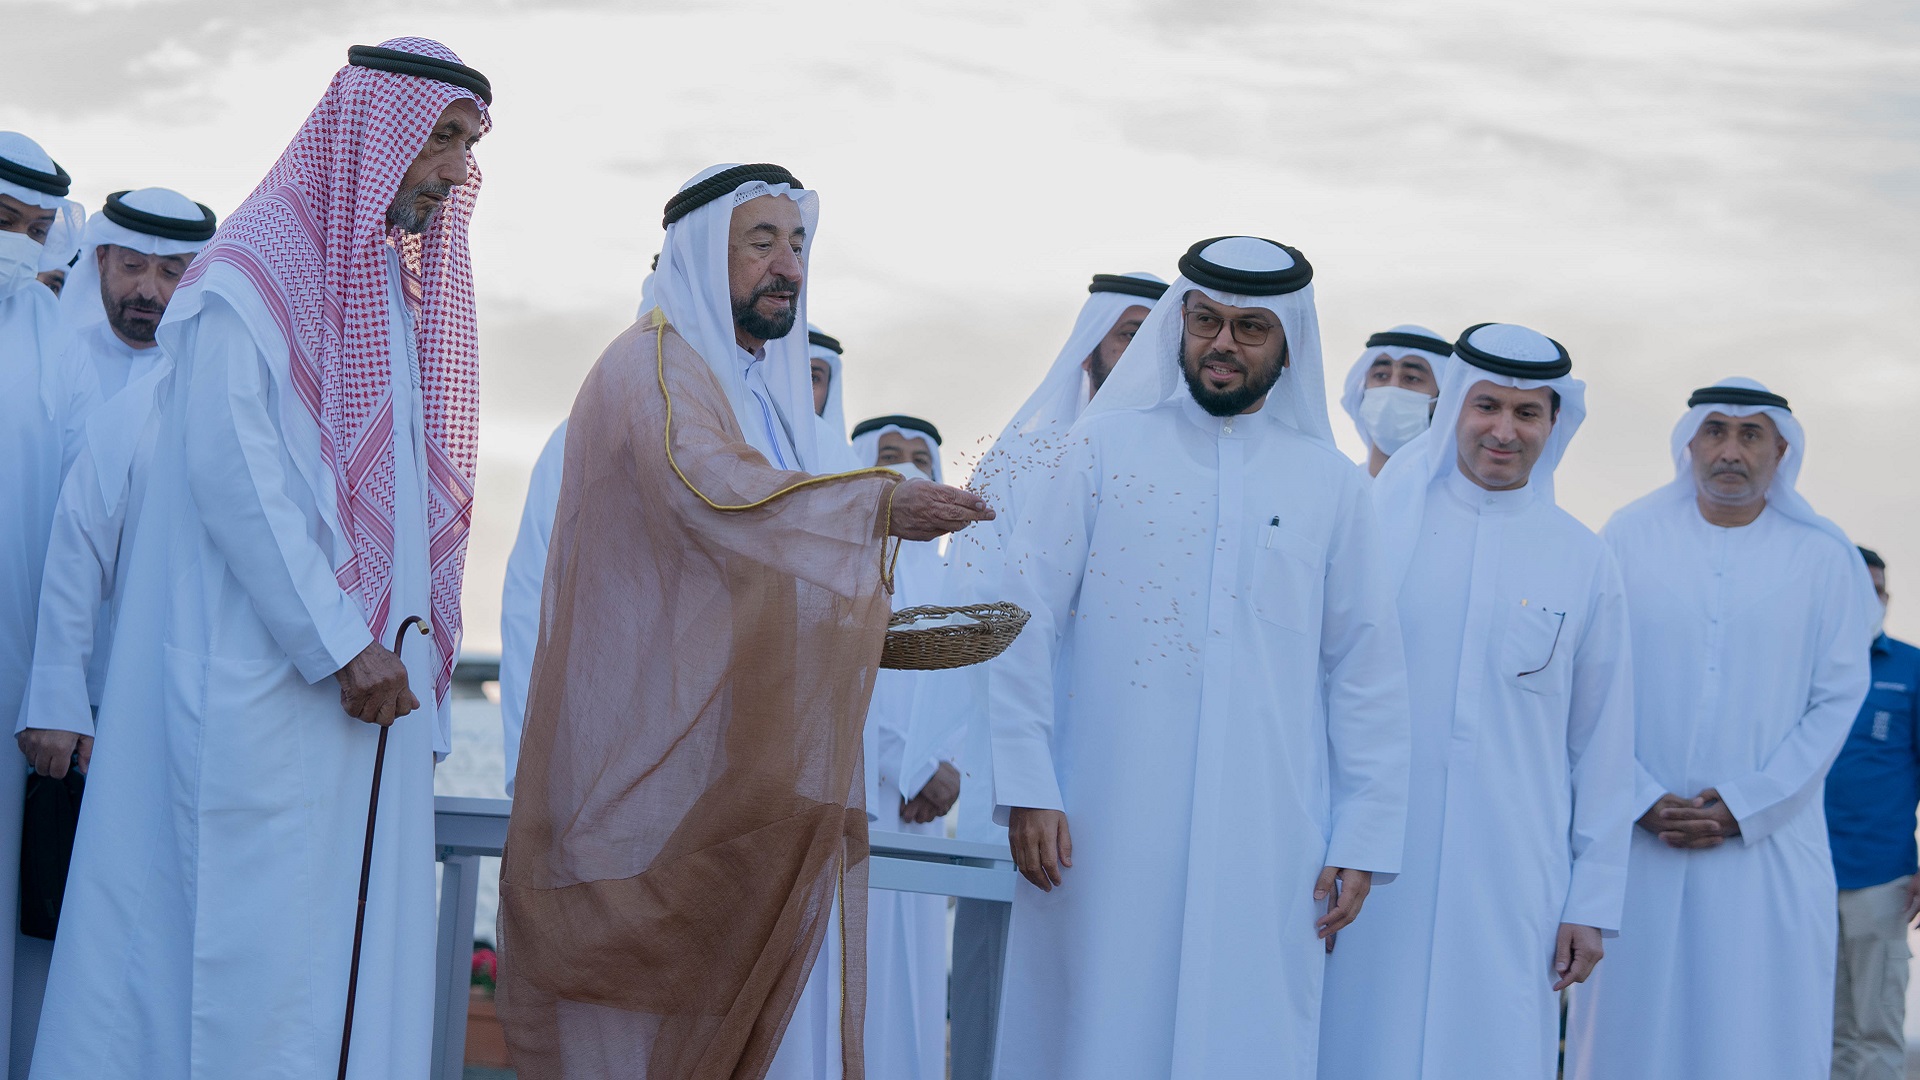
[990,736,1065,825]
[1561,858,1627,936]
[17,662,94,737]
[1632,758,1668,819]
[1325,815,1404,880]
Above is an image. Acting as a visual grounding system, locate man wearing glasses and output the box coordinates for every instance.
[1319,324,1636,1080]
[987,237,1411,1078]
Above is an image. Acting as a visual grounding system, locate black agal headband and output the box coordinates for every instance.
[1687,385,1790,412]
[348,45,492,104]
[663,164,804,229]
[1177,236,1313,296]
[1453,323,1572,379]
[0,153,70,198]
[852,414,942,445]
[1366,330,1453,356]
[102,190,217,243]
[1089,274,1168,301]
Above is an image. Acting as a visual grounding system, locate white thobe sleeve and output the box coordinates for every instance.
[987,444,1098,822]
[1717,549,1872,844]
[500,421,567,797]
[1318,475,1412,878]
[901,668,970,800]
[1604,519,1685,817]
[180,296,373,682]
[1560,551,1636,934]
[17,446,121,738]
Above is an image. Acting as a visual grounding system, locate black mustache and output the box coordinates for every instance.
[117,299,165,314]
[1197,350,1245,373]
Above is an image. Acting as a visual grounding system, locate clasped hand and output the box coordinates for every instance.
[1638,787,1739,849]
[901,761,961,824]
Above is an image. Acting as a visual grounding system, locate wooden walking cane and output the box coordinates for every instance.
[338,614,430,1080]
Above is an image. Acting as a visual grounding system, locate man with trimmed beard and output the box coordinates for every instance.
[56,188,215,397]
[910,270,1165,1078]
[0,129,91,1080]
[1564,379,1877,1079]
[8,187,214,1074]
[1319,324,1634,1079]
[497,164,991,1080]
[30,40,493,1079]
[988,237,1410,1078]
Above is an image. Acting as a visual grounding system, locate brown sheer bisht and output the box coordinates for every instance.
[497,315,900,1079]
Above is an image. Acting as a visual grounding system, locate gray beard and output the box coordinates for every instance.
[386,180,451,235]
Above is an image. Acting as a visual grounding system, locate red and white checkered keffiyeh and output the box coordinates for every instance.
[178,36,488,704]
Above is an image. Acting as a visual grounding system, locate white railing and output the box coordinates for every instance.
[430,795,1015,1079]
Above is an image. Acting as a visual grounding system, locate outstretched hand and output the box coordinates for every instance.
[890,478,994,541]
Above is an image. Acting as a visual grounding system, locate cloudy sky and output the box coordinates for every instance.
[7,0,1917,648]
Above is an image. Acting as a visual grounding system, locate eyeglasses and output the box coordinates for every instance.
[1182,307,1278,347]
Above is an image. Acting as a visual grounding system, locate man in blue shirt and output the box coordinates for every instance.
[1827,546,1920,1080]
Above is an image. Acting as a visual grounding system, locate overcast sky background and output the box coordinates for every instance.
[6,0,1917,650]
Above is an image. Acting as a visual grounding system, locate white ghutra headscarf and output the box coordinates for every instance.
[61,187,215,330]
[1633,376,1880,632]
[653,163,822,471]
[1339,323,1456,456]
[1371,322,1587,586]
[1080,236,1332,446]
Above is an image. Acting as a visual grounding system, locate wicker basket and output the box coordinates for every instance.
[880,602,1031,671]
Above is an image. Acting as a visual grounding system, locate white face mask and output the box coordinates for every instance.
[1872,602,1887,641]
[0,230,44,299]
[1360,385,1435,456]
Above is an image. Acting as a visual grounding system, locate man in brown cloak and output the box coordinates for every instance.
[497,163,991,1080]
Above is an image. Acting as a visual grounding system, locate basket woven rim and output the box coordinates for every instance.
[880,602,1030,670]
[886,601,1026,631]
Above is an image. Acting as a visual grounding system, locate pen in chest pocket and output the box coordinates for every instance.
[1264,516,1279,549]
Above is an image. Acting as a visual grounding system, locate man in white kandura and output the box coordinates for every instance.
[33,199,83,297]
[29,40,492,1079]
[10,187,215,1075]
[1564,377,1877,1079]
[0,129,92,1080]
[989,237,1410,1079]
[58,189,216,397]
[1337,324,1450,477]
[1319,323,1636,1078]
[502,270,669,791]
[809,326,859,471]
[848,414,960,1080]
[499,417,565,796]
[916,269,1166,1080]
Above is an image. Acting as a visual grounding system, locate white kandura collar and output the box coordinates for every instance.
[1177,387,1270,438]
[1445,461,1536,513]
